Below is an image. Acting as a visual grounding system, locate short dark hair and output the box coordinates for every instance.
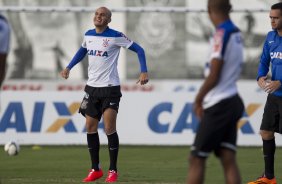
[208,0,232,15]
[271,2,282,12]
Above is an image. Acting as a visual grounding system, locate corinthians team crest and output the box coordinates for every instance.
[134,0,176,58]
[102,39,110,47]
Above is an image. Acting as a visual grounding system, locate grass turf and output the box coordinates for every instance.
[0,145,281,184]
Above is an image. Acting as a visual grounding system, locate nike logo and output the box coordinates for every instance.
[109,147,118,150]
[110,102,116,106]
[269,41,274,44]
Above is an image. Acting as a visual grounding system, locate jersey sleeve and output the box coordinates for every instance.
[66,46,87,70]
[0,20,10,54]
[257,34,271,80]
[210,29,224,60]
[129,42,147,72]
[115,32,133,48]
[81,37,87,48]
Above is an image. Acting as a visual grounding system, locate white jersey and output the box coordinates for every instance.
[0,15,10,54]
[203,20,243,109]
[82,27,133,87]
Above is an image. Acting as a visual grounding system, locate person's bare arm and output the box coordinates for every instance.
[0,53,7,88]
[194,58,223,119]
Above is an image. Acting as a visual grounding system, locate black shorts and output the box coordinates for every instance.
[260,94,282,133]
[191,94,244,158]
[79,85,122,120]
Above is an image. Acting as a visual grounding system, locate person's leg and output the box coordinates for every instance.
[103,108,119,171]
[248,94,278,184]
[83,115,103,182]
[219,149,241,184]
[187,155,206,184]
[85,115,100,170]
[260,130,275,179]
[187,102,220,184]
[217,96,243,184]
[103,108,119,182]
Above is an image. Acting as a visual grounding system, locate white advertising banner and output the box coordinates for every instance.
[0,80,280,146]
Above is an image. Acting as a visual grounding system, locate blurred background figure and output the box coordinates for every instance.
[0,13,11,89]
[187,0,244,183]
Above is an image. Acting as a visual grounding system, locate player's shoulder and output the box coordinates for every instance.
[266,30,277,38]
[107,27,122,36]
[84,29,95,36]
[105,28,129,39]
[0,14,8,22]
[264,30,281,43]
[0,15,10,31]
[218,20,240,35]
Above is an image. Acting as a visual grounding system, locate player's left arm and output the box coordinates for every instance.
[128,42,149,85]
[194,58,223,118]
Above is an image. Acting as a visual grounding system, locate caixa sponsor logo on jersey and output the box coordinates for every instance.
[270,52,282,59]
[147,102,259,134]
[87,49,108,57]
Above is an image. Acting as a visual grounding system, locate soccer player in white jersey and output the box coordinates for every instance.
[187,0,244,183]
[0,13,10,90]
[61,7,149,183]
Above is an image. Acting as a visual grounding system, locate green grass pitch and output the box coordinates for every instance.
[0,145,281,183]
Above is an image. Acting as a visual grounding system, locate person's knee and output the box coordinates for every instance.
[219,149,236,165]
[188,154,194,164]
[85,116,99,132]
[260,130,275,140]
[104,126,116,135]
[103,109,117,135]
[188,154,205,165]
[86,124,97,132]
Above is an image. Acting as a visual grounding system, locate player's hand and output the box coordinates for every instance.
[193,101,203,120]
[136,72,149,85]
[60,68,70,79]
[257,76,267,89]
[264,80,281,93]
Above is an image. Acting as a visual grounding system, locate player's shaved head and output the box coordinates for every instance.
[208,0,232,15]
[97,6,112,18]
[93,6,112,29]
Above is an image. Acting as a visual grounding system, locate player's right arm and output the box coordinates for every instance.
[60,46,87,79]
[257,33,271,89]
